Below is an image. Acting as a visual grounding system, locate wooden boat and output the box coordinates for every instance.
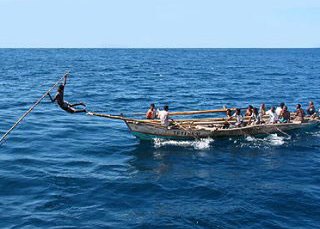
[88,109,320,140]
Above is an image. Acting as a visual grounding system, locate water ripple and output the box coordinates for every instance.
[1,49,320,228]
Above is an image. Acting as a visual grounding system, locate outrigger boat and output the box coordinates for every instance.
[88,109,320,140]
[1,73,318,144]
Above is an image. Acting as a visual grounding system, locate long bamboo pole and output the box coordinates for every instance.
[87,112,160,124]
[169,108,236,116]
[89,112,269,123]
[125,107,242,117]
[0,72,69,144]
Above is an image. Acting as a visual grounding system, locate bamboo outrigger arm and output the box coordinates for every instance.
[91,107,241,119]
[87,111,248,125]
[87,111,235,123]
[128,108,241,117]
[87,112,127,120]
[168,108,237,116]
[87,112,151,123]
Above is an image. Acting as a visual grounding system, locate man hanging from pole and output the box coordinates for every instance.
[48,74,87,113]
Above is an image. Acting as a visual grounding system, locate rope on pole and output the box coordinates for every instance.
[0,72,69,145]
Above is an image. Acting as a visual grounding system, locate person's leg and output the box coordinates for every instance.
[66,107,76,113]
[65,104,87,113]
[72,109,87,113]
[69,102,86,108]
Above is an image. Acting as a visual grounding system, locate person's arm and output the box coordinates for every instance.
[279,110,283,118]
[63,74,68,86]
[153,109,157,119]
[146,109,151,119]
[48,93,56,102]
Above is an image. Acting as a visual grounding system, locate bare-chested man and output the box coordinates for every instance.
[48,75,86,113]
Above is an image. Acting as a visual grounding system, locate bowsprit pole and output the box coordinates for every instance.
[0,72,69,145]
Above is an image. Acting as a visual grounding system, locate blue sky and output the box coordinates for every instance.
[0,0,319,48]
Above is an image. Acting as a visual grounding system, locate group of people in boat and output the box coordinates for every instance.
[146,103,172,126]
[145,101,318,128]
[224,101,317,128]
[50,75,317,130]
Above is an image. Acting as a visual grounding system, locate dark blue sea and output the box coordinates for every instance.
[1,49,320,228]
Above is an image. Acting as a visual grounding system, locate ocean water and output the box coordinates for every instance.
[0,49,320,228]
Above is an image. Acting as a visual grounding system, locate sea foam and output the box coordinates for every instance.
[153,138,214,150]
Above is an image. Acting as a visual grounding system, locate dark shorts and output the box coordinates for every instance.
[59,101,73,113]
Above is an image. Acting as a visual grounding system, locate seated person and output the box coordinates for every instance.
[276,102,285,116]
[294,104,305,122]
[232,108,244,127]
[245,105,254,116]
[223,109,233,129]
[249,108,261,125]
[266,106,279,124]
[226,109,233,120]
[279,106,290,123]
[146,103,157,119]
[307,101,317,118]
[259,103,266,116]
[158,105,172,127]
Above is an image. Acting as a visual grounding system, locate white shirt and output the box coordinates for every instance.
[232,113,243,124]
[158,110,169,126]
[251,113,262,124]
[275,107,282,116]
[266,109,278,123]
[251,113,257,121]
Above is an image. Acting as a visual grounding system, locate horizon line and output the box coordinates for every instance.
[0,47,319,49]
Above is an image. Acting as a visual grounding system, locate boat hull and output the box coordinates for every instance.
[125,120,320,140]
